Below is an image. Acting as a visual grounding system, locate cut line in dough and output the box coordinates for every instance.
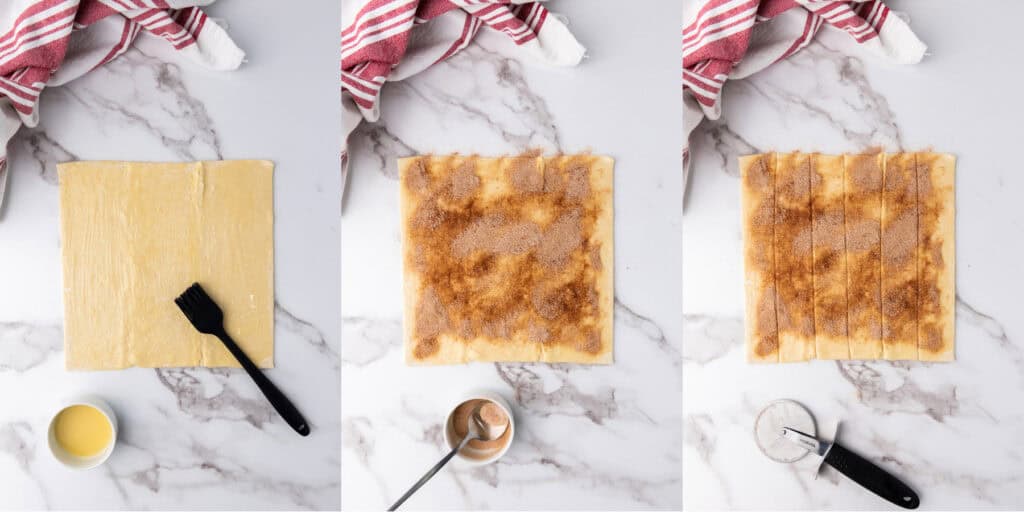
[740,152,954,363]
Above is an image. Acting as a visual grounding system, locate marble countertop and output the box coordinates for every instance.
[0,2,340,509]
[683,2,1024,509]
[341,1,682,509]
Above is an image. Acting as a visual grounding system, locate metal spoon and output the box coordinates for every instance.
[388,403,507,511]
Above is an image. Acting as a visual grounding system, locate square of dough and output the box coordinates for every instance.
[58,161,274,370]
[740,152,954,363]
[399,154,614,365]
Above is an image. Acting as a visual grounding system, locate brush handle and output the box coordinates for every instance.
[214,328,310,437]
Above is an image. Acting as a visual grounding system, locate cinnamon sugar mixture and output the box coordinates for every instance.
[741,152,955,363]
[401,154,613,364]
[446,399,511,460]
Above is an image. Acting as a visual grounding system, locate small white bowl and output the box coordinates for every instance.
[47,396,118,470]
[444,389,515,466]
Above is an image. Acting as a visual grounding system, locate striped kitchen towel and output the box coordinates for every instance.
[683,0,926,181]
[0,0,244,215]
[342,0,585,188]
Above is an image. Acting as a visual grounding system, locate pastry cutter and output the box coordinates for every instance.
[754,399,920,509]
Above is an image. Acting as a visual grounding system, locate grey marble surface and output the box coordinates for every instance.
[341,1,683,509]
[0,2,340,509]
[683,3,1024,510]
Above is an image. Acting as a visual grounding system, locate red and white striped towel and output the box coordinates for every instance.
[342,0,585,181]
[0,0,244,214]
[683,0,926,177]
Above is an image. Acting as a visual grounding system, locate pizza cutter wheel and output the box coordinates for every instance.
[752,399,921,509]
[754,399,817,463]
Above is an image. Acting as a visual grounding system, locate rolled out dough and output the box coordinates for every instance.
[58,161,274,370]
[399,154,614,365]
[740,152,955,363]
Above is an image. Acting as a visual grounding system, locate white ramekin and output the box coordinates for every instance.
[444,389,515,466]
[47,395,118,470]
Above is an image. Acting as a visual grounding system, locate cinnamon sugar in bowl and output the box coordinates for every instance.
[443,390,515,465]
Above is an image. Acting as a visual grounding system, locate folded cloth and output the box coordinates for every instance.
[683,0,927,184]
[0,0,245,215]
[341,0,586,188]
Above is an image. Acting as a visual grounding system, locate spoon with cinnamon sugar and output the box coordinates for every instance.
[388,401,509,511]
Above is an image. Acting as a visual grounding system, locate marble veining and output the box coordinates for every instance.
[349,123,418,179]
[615,297,682,367]
[0,321,62,373]
[154,368,276,428]
[400,45,563,152]
[14,128,76,186]
[682,313,740,365]
[340,316,401,368]
[683,6,1024,508]
[0,2,341,509]
[57,50,224,161]
[834,361,960,421]
[735,42,905,151]
[276,302,340,367]
[348,46,563,184]
[342,2,682,508]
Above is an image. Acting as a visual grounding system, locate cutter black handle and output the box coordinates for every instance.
[824,442,919,509]
[215,328,311,437]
